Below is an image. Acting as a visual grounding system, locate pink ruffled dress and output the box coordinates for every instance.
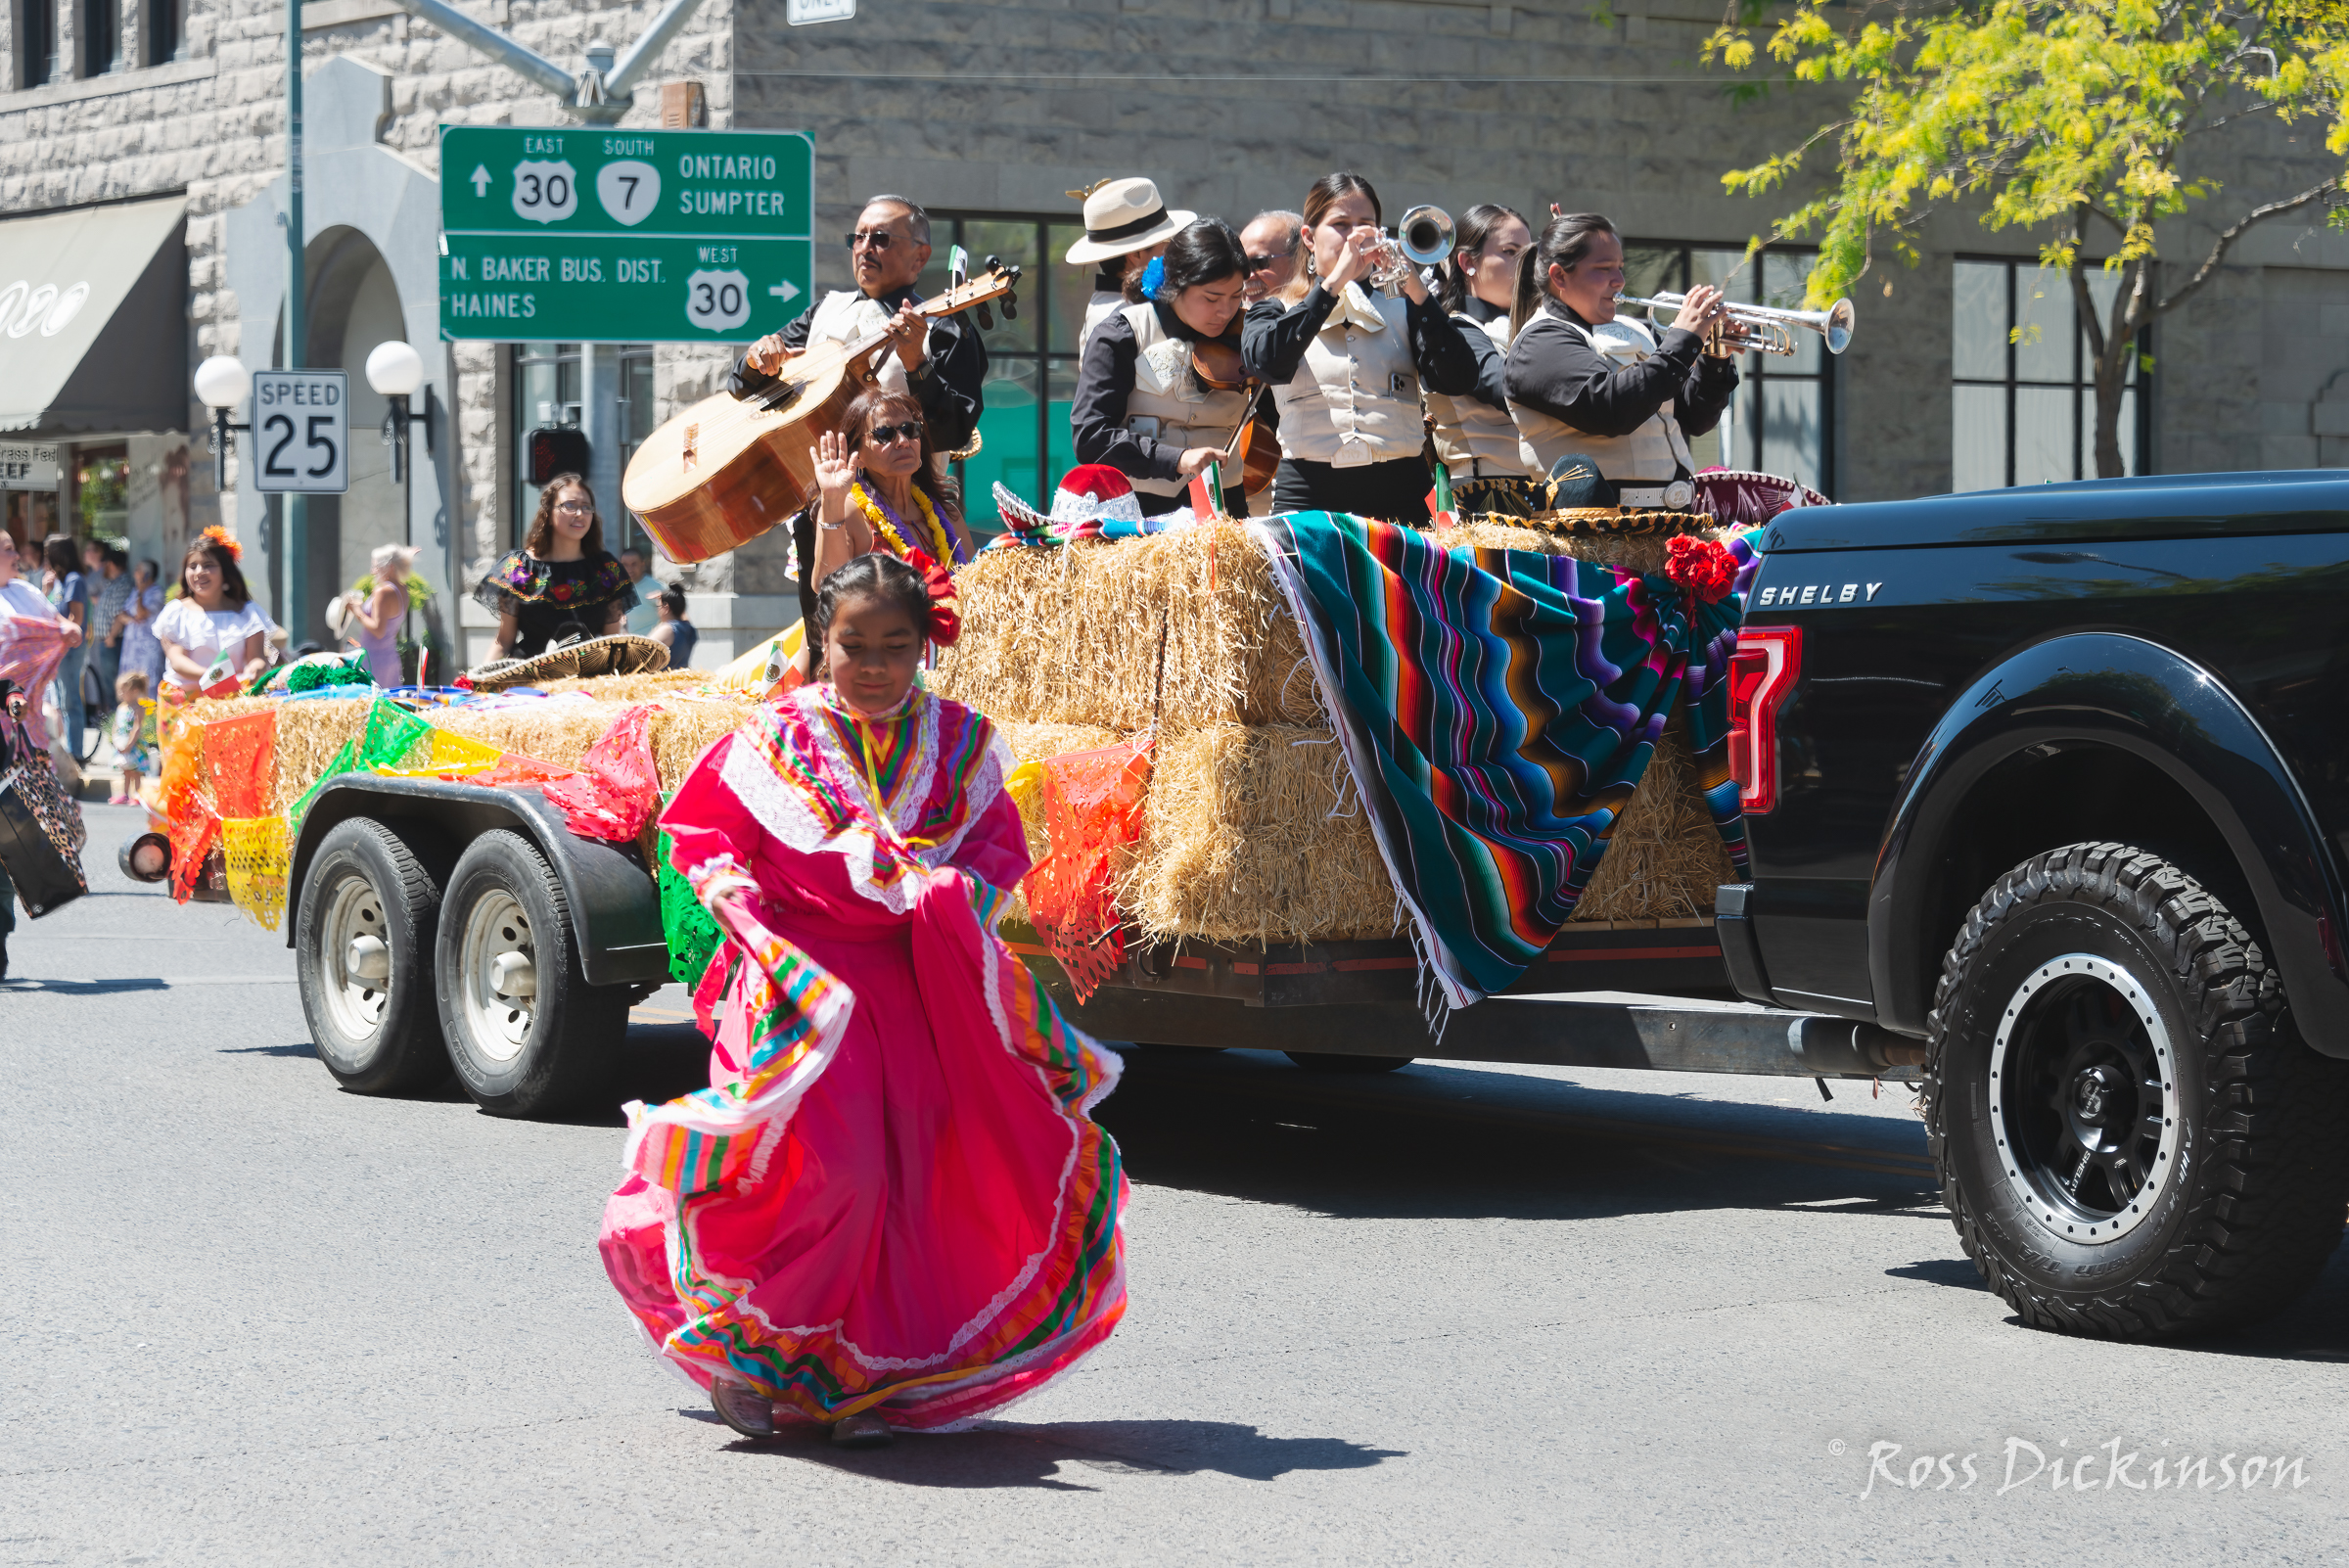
[598,683,1128,1431]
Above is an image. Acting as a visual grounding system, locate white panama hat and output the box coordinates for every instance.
[1063,177,1195,265]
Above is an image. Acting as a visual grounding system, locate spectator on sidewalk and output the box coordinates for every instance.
[116,560,166,691]
[109,670,155,806]
[649,582,697,668]
[621,546,662,635]
[40,536,87,758]
[85,543,132,733]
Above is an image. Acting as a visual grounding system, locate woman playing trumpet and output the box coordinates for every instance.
[1502,211,1739,510]
[1241,172,1480,524]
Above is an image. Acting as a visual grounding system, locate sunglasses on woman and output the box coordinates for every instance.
[861,421,923,446]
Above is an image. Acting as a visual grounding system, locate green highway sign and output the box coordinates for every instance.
[440,234,813,344]
[438,126,814,343]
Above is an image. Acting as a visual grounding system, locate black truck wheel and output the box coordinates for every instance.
[436,829,627,1118]
[296,818,450,1094]
[1926,842,2349,1339]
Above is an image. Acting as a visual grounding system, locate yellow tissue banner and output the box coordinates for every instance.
[711,621,804,695]
[220,814,292,932]
[373,724,509,779]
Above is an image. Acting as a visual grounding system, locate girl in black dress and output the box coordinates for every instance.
[476,474,640,663]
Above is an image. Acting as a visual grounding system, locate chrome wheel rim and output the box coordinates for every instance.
[458,889,535,1064]
[319,872,390,1041]
[1989,952,2179,1246]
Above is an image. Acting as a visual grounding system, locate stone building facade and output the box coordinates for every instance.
[5,0,2347,667]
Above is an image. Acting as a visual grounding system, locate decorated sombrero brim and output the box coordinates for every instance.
[466,634,670,692]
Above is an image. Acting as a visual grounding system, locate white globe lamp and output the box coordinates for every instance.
[364,340,425,399]
[194,354,252,410]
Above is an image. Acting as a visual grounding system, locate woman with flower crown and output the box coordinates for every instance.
[152,529,270,697]
[599,551,1128,1450]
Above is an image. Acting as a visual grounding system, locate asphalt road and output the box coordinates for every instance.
[5,805,2347,1565]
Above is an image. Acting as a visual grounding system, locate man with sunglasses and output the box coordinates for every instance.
[1240,210,1304,304]
[727,195,987,458]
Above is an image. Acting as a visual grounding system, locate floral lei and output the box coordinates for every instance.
[852,481,957,566]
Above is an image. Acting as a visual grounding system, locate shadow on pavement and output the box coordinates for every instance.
[219,1042,318,1058]
[696,1411,1405,1491]
[1091,1045,1942,1226]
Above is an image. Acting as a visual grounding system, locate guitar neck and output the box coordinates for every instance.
[841,282,1005,361]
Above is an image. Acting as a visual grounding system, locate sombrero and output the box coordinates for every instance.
[465,634,670,692]
[990,464,1147,539]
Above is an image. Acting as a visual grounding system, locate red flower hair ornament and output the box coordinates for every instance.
[1664,534,1738,604]
[197,525,244,564]
[902,548,962,647]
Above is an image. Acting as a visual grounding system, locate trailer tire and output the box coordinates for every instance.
[1925,841,2349,1339]
[437,829,626,1118]
[297,818,450,1094]
[1285,1052,1414,1073]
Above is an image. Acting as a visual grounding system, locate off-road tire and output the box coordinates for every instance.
[296,817,450,1094]
[436,829,627,1118]
[1925,841,2349,1338]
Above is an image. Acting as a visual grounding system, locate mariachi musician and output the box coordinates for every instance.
[728,194,988,460]
[1503,211,1738,510]
[1065,177,1194,364]
[1425,202,1536,513]
[1241,172,1480,523]
[1069,217,1256,519]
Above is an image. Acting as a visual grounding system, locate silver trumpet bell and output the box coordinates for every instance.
[1369,206,1454,292]
[1614,291,1858,356]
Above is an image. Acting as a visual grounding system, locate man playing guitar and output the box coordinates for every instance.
[728,196,989,459]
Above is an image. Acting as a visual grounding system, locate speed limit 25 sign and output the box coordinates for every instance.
[251,370,349,494]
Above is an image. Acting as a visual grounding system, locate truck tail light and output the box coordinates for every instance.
[1727,625,1802,815]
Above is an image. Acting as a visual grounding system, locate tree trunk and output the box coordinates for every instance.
[2091,356,2130,479]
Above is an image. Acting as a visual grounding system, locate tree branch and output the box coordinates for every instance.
[2155,182,2341,314]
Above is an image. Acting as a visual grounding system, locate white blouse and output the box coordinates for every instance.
[153,597,272,688]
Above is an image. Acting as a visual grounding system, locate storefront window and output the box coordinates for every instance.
[1952,258,2149,489]
[1624,243,1836,494]
[75,445,128,540]
[921,213,1090,533]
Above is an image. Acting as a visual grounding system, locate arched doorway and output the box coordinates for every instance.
[297,226,408,649]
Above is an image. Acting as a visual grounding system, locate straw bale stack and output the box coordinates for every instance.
[948,514,1740,945]
[932,520,1321,731]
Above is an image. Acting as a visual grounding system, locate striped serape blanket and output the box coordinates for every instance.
[1253,511,1756,1008]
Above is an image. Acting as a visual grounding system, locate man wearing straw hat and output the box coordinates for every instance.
[1066,177,1194,362]
[728,195,988,459]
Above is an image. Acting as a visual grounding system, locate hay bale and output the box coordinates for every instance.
[1122,722,1400,945]
[1568,705,1735,923]
[538,669,713,702]
[1455,514,1726,577]
[434,694,758,784]
[932,522,1321,731]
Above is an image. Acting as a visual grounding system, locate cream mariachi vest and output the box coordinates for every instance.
[1272,283,1423,468]
[1079,290,1125,365]
[1428,308,1527,479]
[1118,302,1254,499]
[1512,312,1695,486]
[806,290,912,398]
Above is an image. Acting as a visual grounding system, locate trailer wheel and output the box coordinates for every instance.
[1286,1052,1414,1073]
[297,818,450,1094]
[1926,842,2349,1339]
[437,829,626,1118]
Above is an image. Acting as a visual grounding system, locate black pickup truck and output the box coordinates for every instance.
[1717,470,2349,1340]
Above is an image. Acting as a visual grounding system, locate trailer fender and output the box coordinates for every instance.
[284,775,669,988]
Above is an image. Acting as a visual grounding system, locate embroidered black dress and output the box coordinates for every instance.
[471,550,640,658]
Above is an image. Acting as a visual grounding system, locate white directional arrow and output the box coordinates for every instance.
[767,279,802,302]
[470,163,491,198]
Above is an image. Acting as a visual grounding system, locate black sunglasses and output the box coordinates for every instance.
[845,229,899,252]
[861,420,923,446]
[1243,246,1295,274]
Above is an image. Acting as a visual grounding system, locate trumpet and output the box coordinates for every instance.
[1614,291,1858,357]
[1368,205,1454,293]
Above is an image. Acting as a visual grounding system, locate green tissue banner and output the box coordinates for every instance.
[655,823,723,989]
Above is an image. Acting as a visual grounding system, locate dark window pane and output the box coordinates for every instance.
[957,221,1039,356]
[1952,262,2005,381]
[1953,384,2005,491]
[2012,269,2075,384]
[1622,246,1681,302]
[1760,380,1823,493]
[1044,360,1079,499]
[962,360,1042,529]
[1048,222,1096,361]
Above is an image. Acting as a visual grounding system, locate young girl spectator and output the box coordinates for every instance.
[109,669,155,806]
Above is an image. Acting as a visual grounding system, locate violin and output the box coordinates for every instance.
[1187,340,1279,497]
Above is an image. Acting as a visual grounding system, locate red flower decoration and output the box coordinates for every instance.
[903,548,961,647]
[1664,534,1738,604]
[552,582,573,601]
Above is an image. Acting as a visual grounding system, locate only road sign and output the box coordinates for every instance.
[439,235,813,344]
[440,127,812,241]
[251,370,348,494]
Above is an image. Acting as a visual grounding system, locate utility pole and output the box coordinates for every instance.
[284,0,307,639]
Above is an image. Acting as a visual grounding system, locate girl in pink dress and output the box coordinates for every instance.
[599,553,1128,1449]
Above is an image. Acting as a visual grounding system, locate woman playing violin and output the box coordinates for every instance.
[1068,217,1257,519]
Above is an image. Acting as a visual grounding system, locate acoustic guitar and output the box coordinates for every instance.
[622,261,1024,563]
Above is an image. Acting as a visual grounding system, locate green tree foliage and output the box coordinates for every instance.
[1707,0,2349,477]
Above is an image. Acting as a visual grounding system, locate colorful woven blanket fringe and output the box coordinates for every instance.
[1252,511,1756,1008]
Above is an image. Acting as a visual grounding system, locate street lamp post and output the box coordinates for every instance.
[194,355,253,496]
[364,342,435,548]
